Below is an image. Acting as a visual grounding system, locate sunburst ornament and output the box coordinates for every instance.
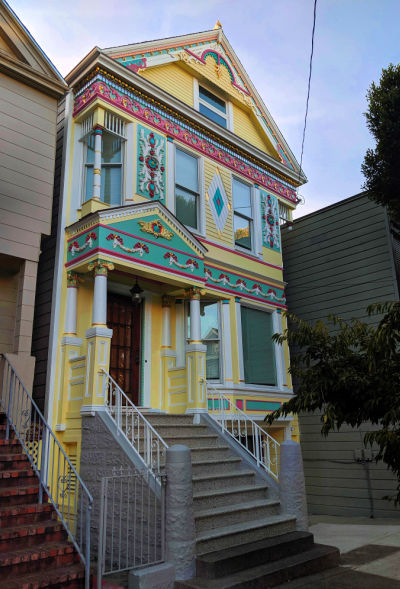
[208,170,229,234]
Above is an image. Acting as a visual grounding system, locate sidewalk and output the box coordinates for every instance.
[281,515,400,588]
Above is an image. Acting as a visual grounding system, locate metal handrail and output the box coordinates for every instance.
[0,355,93,589]
[207,386,280,479]
[102,370,168,476]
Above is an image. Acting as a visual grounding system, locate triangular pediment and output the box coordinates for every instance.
[66,201,207,279]
[0,2,66,92]
[103,28,299,172]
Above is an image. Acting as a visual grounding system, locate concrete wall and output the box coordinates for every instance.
[282,193,400,518]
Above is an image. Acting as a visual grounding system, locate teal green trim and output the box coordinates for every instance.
[245,400,281,412]
[208,399,230,410]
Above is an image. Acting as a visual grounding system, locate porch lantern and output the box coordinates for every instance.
[130,278,143,305]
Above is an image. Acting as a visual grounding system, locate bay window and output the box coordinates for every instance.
[84,131,123,206]
[233,177,253,250]
[187,301,221,380]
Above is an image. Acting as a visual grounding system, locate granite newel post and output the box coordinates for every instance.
[165,445,195,580]
[279,440,308,531]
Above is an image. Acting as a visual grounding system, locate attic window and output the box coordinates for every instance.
[198,86,228,128]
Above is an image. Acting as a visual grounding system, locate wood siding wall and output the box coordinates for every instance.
[31,97,66,411]
[0,72,58,262]
[282,193,399,517]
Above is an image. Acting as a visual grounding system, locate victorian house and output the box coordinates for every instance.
[32,23,307,470]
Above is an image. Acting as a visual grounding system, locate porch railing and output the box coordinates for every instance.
[207,386,280,479]
[97,466,166,588]
[0,355,93,589]
[102,370,168,476]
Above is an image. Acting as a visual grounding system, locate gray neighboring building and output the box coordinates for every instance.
[282,192,400,518]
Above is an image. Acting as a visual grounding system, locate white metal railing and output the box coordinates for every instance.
[207,387,280,479]
[0,355,93,588]
[97,466,166,588]
[102,370,168,476]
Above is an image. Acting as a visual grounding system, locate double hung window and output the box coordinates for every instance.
[241,306,277,386]
[187,301,221,380]
[84,132,123,206]
[198,86,228,129]
[175,148,199,230]
[233,178,253,250]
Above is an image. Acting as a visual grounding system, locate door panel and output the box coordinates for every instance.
[107,293,141,405]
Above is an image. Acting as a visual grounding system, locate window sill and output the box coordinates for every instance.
[234,244,262,260]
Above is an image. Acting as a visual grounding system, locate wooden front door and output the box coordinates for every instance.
[107,293,142,405]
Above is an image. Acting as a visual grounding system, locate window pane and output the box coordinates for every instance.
[102,134,121,164]
[201,302,219,340]
[85,166,93,201]
[234,214,252,250]
[241,307,277,385]
[199,103,227,128]
[86,135,95,165]
[199,86,226,113]
[102,167,121,205]
[176,149,198,191]
[233,178,251,213]
[176,187,197,228]
[205,341,220,379]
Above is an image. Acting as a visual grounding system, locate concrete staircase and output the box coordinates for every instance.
[0,411,85,588]
[141,413,339,587]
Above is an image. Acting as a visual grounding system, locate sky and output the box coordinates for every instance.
[9,0,400,217]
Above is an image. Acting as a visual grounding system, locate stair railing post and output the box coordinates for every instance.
[39,426,48,504]
[5,363,12,441]
[85,501,92,589]
[254,424,260,467]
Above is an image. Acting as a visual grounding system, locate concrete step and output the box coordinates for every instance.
[192,471,255,493]
[147,424,210,437]
[194,531,315,578]
[176,543,340,588]
[191,457,243,476]
[144,414,196,425]
[194,499,281,533]
[193,483,269,511]
[195,514,297,555]
[189,446,232,461]
[161,434,223,449]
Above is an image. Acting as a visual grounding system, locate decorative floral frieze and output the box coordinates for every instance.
[137,125,165,201]
[68,232,96,256]
[204,266,286,305]
[106,233,149,256]
[164,252,199,272]
[138,219,173,240]
[260,191,281,252]
[74,77,297,203]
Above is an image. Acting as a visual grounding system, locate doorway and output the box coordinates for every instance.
[107,293,142,405]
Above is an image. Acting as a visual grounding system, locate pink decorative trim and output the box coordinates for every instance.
[198,238,283,270]
[205,262,284,292]
[236,399,244,410]
[66,247,207,282]
[73,80,297,204]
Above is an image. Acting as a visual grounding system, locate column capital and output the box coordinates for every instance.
[88,258,114,276]
[162,295,173,308]
[93,124,104,134]
[67,271,83,288]
[185,287,204,300]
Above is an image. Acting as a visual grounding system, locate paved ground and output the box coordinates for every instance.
[280,515,400,588]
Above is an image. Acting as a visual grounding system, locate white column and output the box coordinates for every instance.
[65,272,79,334]
[92,126,103,200]
[272,309,284,389]
[88,259,114,326]
[222,299,233,384]
[235,297,245,383]
[189,292,201,343]
[162,295,172,348]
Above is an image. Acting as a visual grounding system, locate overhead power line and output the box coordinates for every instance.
[298,0,318,184]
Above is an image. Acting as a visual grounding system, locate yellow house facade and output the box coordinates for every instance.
[45,25,306,468]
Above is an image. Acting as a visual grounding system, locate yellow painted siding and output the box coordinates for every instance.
[204,159,233,247]
[232,103,274,156]
[140,63,194,107]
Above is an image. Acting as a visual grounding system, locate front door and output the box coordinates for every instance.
[107,293,142,405]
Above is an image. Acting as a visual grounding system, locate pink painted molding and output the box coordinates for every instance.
[74,79,297,204]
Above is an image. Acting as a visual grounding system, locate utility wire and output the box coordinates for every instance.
[298,0,318,184]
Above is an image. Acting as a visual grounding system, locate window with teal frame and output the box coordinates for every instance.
[241,306,277,386]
